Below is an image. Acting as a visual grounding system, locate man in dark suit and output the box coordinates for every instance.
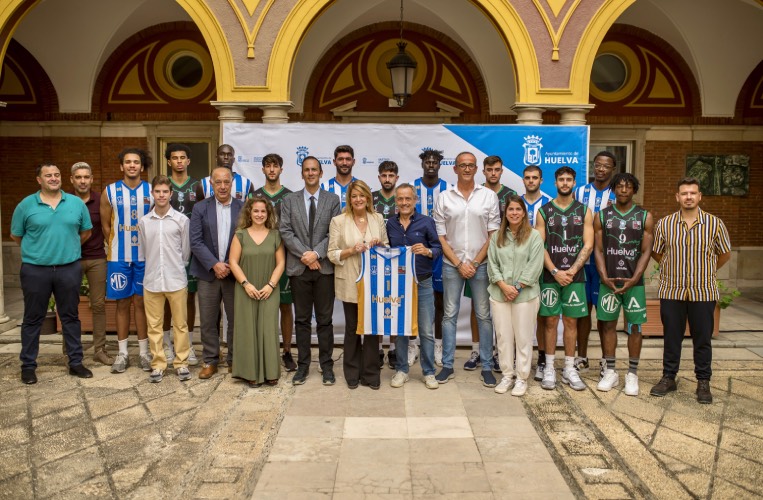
[280,156,341,386]
[190,167,244,379]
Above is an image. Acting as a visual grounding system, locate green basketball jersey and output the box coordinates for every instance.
[372,190,397,220]
[600,204,647,283]
[170,176,201,218]
[253,185,292,219]
[540,200,587,283]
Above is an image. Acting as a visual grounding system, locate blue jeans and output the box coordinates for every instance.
[442,264,493,370]
[396,277,435,376]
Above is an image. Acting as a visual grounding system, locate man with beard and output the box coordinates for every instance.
[536,166,593,391]
[253,153,297,372]
[322,145,357,209]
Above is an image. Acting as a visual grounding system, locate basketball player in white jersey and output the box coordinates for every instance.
[573,151,616,372]
[200,144,254,200]
[100,148,154,374]
[321,145,357,209]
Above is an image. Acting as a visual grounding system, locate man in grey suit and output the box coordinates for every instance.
[280,156,341,386]
[190,167,244,379]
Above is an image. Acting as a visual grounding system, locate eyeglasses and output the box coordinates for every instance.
[457,163,478,170]
[593,162,613,170]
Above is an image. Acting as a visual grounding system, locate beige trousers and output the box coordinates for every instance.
[144,288,189,370]
[490,297,540,381]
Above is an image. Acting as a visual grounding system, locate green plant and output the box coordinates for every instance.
[48,297,56,312]
[717,280,741,309]
[80,275,90,296]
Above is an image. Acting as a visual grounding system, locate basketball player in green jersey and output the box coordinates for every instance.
[594,173,653,396]
[164,143,204,365]
[535,166,593,391]
[252,153,297,372]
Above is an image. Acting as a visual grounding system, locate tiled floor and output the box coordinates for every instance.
[253,351,574,499]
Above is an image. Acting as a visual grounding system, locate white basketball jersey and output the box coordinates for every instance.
[357,246,418,337]
[575,183,614,214]
[201,172,252,200]
[413,178,449,216]
[105,180,153,262]
[321,177,356,209]
[522,193,552,227]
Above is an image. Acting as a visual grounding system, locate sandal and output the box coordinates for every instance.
[266,379,278,386]
[248,380,262,388]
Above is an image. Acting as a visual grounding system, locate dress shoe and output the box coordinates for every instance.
[696,379,713,404]
[21,369,37,385]
[69,364,94,378]
[93,350,114,366]
[199,363,218,379]
[650,376,677,397]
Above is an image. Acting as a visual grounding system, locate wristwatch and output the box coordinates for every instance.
[514,281,523,292]
[472,259,481,267]
[551,268,559,276]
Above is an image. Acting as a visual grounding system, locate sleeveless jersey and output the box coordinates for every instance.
[600,205,647,283]
[413,178,448,217]
[540,200,588,283]
[490,184,517,216]
[253,186,292,219]
[372,190,397,220]
[575,183,615,213]
[170,176,200,218]
[105,180,153,262]
[522,194,552,227]
[321,177,356,209]
[356,246,418,337]
[201,172,252,201]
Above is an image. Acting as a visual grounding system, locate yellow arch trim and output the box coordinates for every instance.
[0,0,41,79]
[567,0,637,103]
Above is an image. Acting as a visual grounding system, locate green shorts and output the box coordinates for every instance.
[539,281,587,318]
[279,274,293,304]
[464,280,472,298]
[596,284,646,331]
[186,265,198,294]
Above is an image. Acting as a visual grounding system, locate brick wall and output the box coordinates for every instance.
[643,140,762,246]
[1,137,149,239]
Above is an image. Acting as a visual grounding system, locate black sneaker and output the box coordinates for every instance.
[322,369,336,386]
[696,379,713,404]
[282,352,297,372]
[378,350,385,369]
[292,368,308,385]
[649,376,677,397]
[387,349,398,369]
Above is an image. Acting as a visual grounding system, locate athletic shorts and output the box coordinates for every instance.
[584,263,600,307]
[539,281,587,318]
[596,284,647,332]
[279,274,293,304]
[186,264,198,294]
[106,261,145,299]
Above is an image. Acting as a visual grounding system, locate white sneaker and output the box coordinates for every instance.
[424,374,439,390]
[598,358,606,379]
[563,367,586,391]
[597,369,620,392]
[140,353,153,372]
[624,372,639,396]
[187,348,199,366]
[164,346,175,364]
[494,376,514,394]
[541,366,556,390]
[408,344,419,366]
[534,363,545,381]
[391,371,409,388]
[434,341,443,367]
[511,379,528,397]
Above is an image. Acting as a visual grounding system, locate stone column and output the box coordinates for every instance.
[0,198,13,331]
[211,102,248,144]
[260,104,292,123]
[557,105,595,125]
[511,104,546,124]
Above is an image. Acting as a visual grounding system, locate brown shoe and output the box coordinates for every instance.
[199,363,218,379]
[93,350,114,366]
[650,376,677,397]
[696,379,713,404]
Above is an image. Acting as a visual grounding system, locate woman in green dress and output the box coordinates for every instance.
[229,197,285,387]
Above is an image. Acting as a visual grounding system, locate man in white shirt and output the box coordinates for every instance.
[432,151,501,387]
[138,175,192,383]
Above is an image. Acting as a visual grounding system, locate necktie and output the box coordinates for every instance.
[308,196,316,246]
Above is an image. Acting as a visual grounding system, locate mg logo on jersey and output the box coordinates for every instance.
[599,292,619,314]
[523,135,543,166]
[110,272,128,291]
[541,288,558,307]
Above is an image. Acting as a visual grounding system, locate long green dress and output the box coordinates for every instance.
[232,228,281,383]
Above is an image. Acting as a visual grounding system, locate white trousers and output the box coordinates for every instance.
[490,297,540,381]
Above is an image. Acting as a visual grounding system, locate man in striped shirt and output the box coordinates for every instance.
[650,177,731,404]
[200,144,254,200]
[321,145,357,209]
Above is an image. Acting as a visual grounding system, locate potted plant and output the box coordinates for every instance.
[41,296,58,335]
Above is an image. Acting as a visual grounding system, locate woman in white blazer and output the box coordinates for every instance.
[328,180,389,389]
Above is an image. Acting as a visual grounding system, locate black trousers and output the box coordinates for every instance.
[20,261,84,369]
[291,269,335,372]
[342,301,380,386]
[660,299,715,380]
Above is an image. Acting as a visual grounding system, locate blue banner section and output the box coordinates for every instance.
[444,125,589,196]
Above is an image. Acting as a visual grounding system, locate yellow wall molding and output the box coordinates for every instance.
[531,0,582,61]
[228,0,275,59]
[0,0,40,81]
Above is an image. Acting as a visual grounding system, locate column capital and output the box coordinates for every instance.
[259,103,292,124]
[556,105,596,125]
[511,104,547,125]
[210,102,248,123]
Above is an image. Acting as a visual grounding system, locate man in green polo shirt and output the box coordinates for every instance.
[11,163,94,384]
